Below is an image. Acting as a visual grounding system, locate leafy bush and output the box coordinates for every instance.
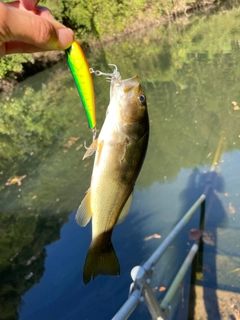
[0,55,33,80]
[0,0,176,80]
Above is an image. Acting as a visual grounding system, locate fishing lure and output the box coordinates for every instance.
[65,41,96,132]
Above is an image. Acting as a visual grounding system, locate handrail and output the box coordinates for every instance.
[160,243,199,310]
[143,194,205,272]
[112,194,206,320]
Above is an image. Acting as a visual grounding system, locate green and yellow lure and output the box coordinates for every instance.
[66,41,96,131]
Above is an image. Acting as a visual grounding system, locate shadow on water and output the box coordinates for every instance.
[176,168,227,319]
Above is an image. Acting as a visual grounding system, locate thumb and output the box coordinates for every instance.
[0,2,74,51]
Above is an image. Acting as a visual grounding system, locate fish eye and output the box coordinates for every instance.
[138,94,146,103]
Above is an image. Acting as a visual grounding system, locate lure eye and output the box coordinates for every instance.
[138,94,146,103]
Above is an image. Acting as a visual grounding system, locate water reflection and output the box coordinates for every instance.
[18,211,151,320]
[0,213,66,320]
[2,1,240,319]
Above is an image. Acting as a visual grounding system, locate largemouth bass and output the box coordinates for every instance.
[76,69,149,284]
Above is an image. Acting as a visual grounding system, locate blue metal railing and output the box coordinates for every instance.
[112,194,206,320]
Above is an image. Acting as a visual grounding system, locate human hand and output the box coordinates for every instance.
[0,0,74,57]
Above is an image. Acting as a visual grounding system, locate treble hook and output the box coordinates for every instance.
[108,64,121,81]
[89,68,113,77]
[89,64,121,82]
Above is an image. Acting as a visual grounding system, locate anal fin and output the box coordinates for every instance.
[116,190,134,225]
[75,190,92,226]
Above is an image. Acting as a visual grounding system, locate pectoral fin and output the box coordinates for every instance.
[75,190,92,226]
[83,139,98,160]
[116,191,134,225]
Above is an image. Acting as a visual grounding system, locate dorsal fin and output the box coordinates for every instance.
[116,191,134,225]
[75,190,92,226]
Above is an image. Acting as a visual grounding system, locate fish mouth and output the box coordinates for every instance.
[110,75,140,100]
[122,76,139,93]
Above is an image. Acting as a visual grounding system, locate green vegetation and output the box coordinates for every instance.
[0,54,32,80]
[40,0,152,36]
[0,67,78,166]
[0,0,155,79]
[1,2,240,183]
[0,0,216,80]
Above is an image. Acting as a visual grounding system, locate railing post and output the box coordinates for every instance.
[131,266,166,320]
[188,195,206,319]
[160,243,199,311]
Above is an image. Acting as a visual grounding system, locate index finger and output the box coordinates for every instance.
[9,1,52,18]
[20,0,40,10]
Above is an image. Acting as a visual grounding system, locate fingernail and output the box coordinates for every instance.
[57,28,74,49]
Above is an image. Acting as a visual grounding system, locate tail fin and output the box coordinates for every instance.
[83,233,120,284]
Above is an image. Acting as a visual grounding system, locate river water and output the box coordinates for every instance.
[1,2,240,320]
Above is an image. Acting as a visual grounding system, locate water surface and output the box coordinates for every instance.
[1,2,240,319]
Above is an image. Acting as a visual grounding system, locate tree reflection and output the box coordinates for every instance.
[0,213,67,320]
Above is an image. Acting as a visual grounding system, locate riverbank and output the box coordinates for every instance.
[0,0,234,92]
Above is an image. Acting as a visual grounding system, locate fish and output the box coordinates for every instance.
[65,41,97,130]
[76,70,149,284]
